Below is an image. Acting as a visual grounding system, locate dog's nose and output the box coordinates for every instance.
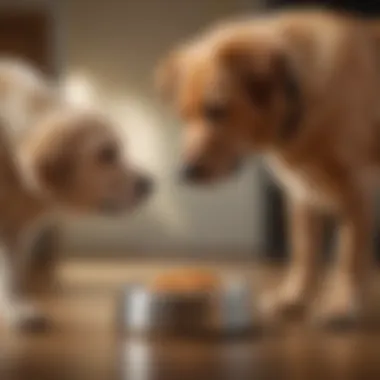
[181,163,207,182]
[136,176,154,198]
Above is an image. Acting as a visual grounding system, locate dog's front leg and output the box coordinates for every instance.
[0,247,48,331]
[313,183,373,328]
[261,197,322,317]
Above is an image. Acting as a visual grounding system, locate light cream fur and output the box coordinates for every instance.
[0,58,153,330]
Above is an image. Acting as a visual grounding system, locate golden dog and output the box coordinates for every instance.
[156,9,380,327]
[0,59,154,330]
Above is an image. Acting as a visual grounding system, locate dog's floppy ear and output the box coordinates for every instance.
[30,88,57,120]
[219,40,303,140]
[32,135,74,191]
[155,51,181,103]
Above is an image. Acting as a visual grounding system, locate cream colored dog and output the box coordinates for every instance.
[157,9,380,328]
[0,59,153,330]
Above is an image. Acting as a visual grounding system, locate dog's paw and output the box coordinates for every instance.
[259,272,312,319]
[259,290,306,320]
[311,301,360,330]
[6,304,51,333]
[311,280,361,330]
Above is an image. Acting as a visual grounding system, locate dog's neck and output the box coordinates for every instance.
[0,177,49,245]
[0,137,55,249]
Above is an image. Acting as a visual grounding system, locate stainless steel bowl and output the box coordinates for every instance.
[117,275,255,337]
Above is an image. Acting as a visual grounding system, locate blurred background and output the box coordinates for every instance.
[0,0,271,259]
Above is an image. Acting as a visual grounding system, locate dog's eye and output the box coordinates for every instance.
[97,145,118,164]
[203,102,228,124]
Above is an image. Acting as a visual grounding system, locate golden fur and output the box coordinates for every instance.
[157,9,380,327]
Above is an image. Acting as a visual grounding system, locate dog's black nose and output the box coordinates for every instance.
[136,176,154,198]
[181,163,207,182]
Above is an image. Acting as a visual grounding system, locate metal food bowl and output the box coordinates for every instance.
[117,274,255,337]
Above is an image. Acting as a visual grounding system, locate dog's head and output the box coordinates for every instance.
[23,109,154,215]
[156,24,302,184]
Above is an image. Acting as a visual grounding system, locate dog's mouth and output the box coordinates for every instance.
[100,176,155,215]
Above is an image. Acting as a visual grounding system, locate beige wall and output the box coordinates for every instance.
[60,0,266,255]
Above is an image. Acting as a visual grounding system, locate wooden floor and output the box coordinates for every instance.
[2,259,380,380]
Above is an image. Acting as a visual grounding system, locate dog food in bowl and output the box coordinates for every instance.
[118,268,254,337]
[149,268,221,293]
